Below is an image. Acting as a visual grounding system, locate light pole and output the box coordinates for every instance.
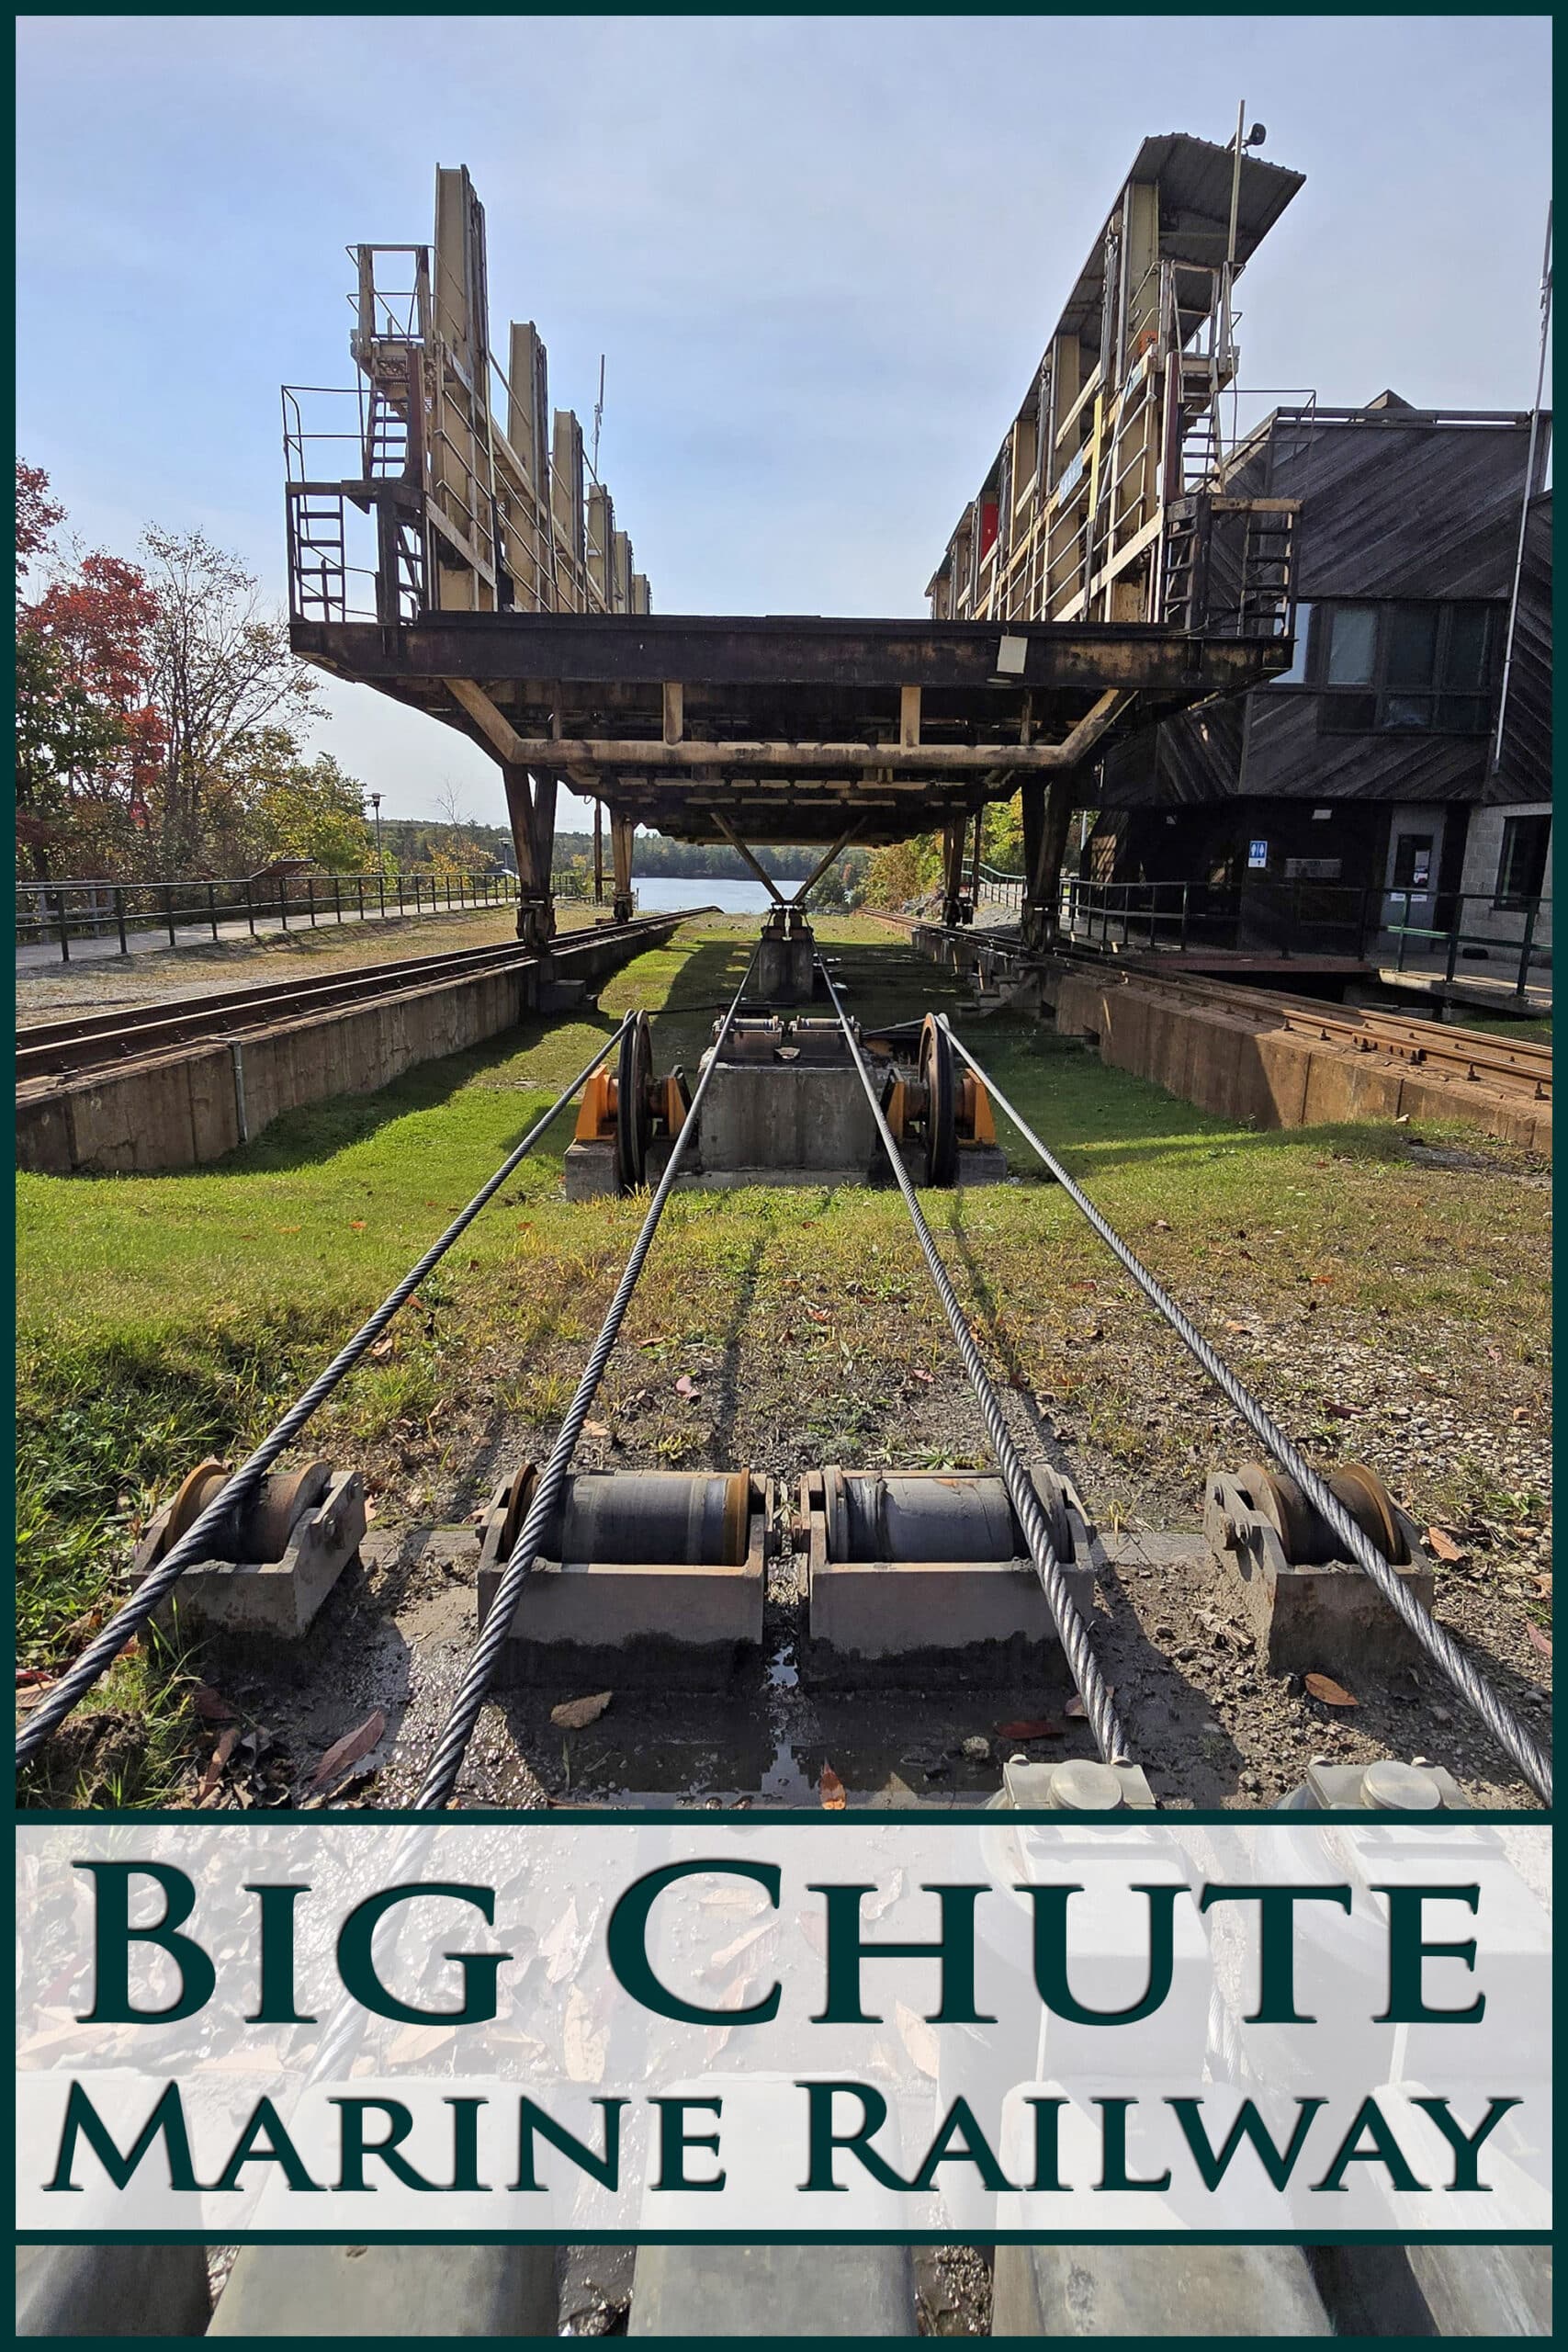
[368,792,383,866]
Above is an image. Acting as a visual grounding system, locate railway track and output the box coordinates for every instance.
[15,911,696,1084]
[16,924,1551,2338]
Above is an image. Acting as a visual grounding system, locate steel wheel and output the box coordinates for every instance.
[615,1012,653,1191]
[919,1013,958,1186]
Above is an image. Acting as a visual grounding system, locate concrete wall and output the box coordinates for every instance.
[1458,800,1553,957]
[17,922,682,1178]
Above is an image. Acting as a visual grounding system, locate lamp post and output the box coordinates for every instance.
[368,792,383,866]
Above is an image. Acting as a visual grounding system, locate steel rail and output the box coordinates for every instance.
[16,1018,635,1767]
[816,958,1132,1769]
[940,1018,1553,1804]
[412,944,761,1809]
[17,911,699,1080]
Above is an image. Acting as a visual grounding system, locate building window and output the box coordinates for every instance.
[1312,602,1495,734]
[1495,812,1551,910]
[1271,601,1314,684]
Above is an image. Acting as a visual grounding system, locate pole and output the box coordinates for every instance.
[115,885,128,958]
[1493,199,1552,775]
[593,800,604,905]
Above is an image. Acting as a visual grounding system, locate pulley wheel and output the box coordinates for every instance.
[162,1459,229,1556]
[1235,1459,1404,1567]
[243,1461,332,1564]
[615,1012,654,1192]
[1329,1463,1408,1565]
[919,1013,958,1187]
[490,1464,537,1562]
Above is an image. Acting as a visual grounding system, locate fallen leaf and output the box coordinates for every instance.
[198,1727,239,1803]
[15,1667,54,1689]
[998,1718,1061,1740]
[807,1306,832,1326]
[637,1334,671,1350]
[1064,1695,1087,1721]
[191,1685,236,1723]
[277,1225,301,1235]
[369,1334,397,1358]
[864,1869,906,1920]
[563,1984,608,2084]
[542,1898,581,1984]
[1526,1623,1552,1659]
[309,1709,386,1793]
[1153,1218,1170,1231]
[551,1691,612,1732]
[1304,1672,1359,1708]
[583,1419,611,1441]
[674,1374,699,1400]
[1530,1575,1552,1600]
[388,2020,456,2064]
[1311,1273,1336,1286]
[819,1763,847,1810]
[1514,1406,1533,1425]
[1426,1526,1466,1565]
[709,1918,776,1973]
[909,1366,934,1385]
[1486,1345,1504,1364]
[894,1999,941,2080]
[350,1220,366,1231]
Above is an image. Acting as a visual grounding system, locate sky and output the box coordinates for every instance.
[16,12,1553,838]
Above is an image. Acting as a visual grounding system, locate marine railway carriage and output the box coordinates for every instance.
[284,137,1304,951]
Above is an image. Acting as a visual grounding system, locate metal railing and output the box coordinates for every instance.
[16,871,520,962]
[975,860,1026,910]
[1056,876,1551,998]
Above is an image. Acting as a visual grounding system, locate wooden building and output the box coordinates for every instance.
[1090,397,1553,959]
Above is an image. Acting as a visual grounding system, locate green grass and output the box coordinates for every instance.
[17,915,1551,1802]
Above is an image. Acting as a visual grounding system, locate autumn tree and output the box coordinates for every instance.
[15,462,164,876]
[140,528,321,874]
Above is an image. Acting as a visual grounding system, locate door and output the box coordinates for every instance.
[1381,808,1446,950]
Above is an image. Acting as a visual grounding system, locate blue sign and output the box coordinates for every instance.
[1247,840,1269,870]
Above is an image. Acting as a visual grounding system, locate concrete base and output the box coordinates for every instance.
[807,1556,1096,1682]
[478,1556,764,1687]
[1204,1473,1433,1674]
[16,2243,210,2337]
[134,1471,366,1640]
[755,929,818,1003]
[563,1092,1008,1197]
[1306,2243,1551,2337]
[210,2245,557,2337]
[992,2243,1331,2336]
[629,2244,918,2336]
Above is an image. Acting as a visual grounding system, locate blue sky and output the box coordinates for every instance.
[17,12,1553,834]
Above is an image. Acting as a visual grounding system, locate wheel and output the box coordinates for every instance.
[244,1462,332,1563]
[615,1012,653,1191]
[162,1459,229,1556]
[919,1013,958,1186]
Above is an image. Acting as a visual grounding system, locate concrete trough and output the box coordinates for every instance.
[805,1464,1096,1684]
[130,1469,366,1640]
[475,1468,770,1687]
[1204,1468,1433,1674]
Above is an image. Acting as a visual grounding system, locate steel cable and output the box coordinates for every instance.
[413,945,761,1809]
[817,961,1132,1768]
[941,1019,1552,1805]
[16,1017,635,1767]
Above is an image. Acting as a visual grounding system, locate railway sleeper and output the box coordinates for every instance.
[1205,1458,1434,1675]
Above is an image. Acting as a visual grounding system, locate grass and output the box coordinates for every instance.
[16,914,1551,1802]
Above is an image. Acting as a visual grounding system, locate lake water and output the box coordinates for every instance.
[631,875,775,914]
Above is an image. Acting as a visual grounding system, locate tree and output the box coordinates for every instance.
[243,733,376,872]
[15,464,164,877]
[140,528,321,875]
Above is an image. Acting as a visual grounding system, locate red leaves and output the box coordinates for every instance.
[309,1710,386,1796]
[819,1764,847,1810]
[998,1718,1061,1741]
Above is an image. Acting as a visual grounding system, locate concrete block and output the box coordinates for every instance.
[629,2244,919,2336]
[210,2244,557,2336]
[138,1471,366,1640]
[755,929,817,1002]
[1204,1471,1433,1674]
[992,2243,1331,2336]
[1308,2243,1552,2337]
[479,1557,763,1684]
[808,1556,1094,1679]
[694,1063,879,1178]
[16,2242,210,2337]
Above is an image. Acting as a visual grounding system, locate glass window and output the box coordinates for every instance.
[1385,605,1440,689]
[1495,813,1551,909]
[1442,605,1492,691]
[1325,605,1377,685]
[1272,602,1313,684]
[1393,834,1435,891]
